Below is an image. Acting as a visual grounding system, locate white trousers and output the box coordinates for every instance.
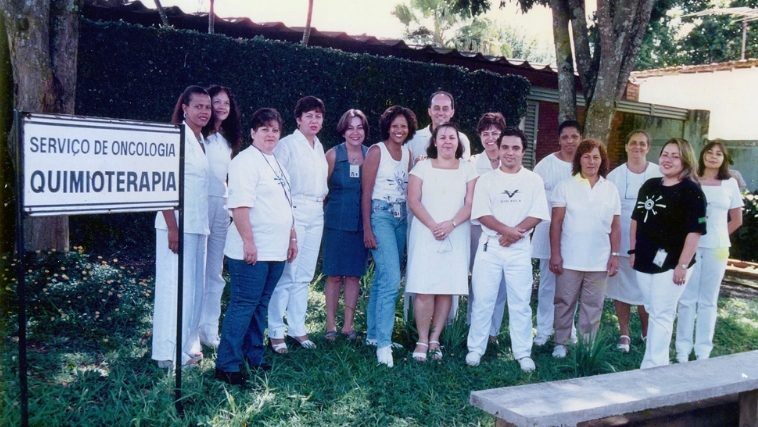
[152,230,207,364]
[676,248,729,360]
[467,240,533,359]
[268,197,324,338]
[638,268,692,369]
[198,196,230,336]
[536,258,556,338]
[467,225,507,336]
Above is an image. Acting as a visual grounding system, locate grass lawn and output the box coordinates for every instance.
[2,249,758,426]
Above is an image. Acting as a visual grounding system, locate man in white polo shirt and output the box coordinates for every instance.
[532,120,582,346]
[466,127,549,371]
[406,91,471,165]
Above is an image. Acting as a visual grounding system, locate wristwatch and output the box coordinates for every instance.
[611,252,620,257]
[678,263,688,269]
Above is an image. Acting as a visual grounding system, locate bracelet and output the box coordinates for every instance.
[291,238,297,241]
[627,249,635,255]
[611,252,620,257]
[451,220,457,227]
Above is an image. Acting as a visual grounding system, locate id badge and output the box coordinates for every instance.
[349,164,360,178]
[391,203,402,218]
[653,248,668,267]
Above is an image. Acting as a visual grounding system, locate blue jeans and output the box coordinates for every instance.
[367,200,407,348]
[216,258,285,372]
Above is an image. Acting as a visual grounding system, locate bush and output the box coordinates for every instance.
[730,192,758,262]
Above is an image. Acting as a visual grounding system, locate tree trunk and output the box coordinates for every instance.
[1,0,80,250]
[208,0,214,34]
[154,0,169,27]
[549,0,577,124]
[301,0,313,46]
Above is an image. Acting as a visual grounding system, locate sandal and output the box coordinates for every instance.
[342,330,361,340]
[429,340,443,360]
[269,338,288,354]
[412,342,429,362]
[617,335,630,353]
[324,330,338,341]
[287,335,317,349]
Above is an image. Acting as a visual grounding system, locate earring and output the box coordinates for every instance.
[183,112,187,119]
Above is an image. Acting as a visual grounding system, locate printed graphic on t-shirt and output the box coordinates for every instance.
[386,171,408,194]
[637,194,666,222]
[499,188,523,203]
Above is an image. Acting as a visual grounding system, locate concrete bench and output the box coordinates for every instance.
[470,350,758,427]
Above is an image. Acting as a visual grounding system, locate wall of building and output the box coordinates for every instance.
[635,67,758,141]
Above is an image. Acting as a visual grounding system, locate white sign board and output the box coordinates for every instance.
[22,113,181,216]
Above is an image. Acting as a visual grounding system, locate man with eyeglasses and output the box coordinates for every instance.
[531,120,582,346]
[406,91,471,165]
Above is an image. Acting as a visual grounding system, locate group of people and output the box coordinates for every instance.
[150,85,744,386]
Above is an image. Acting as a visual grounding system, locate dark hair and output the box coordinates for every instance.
[626,129,651,146]
[558,119,583,136]
[572,138,610,178]
[336,109,369,140]
[477,112,507,134]
[202,85,243,153]
[250,108,283,132]
[379,105,417,142]
[429,91,455,109]
[294,96,325,118]
[171,85,209,124]
[426,122,464,159]
[698,141,732,180]
[497,127,528,150]
[661,138,698,182]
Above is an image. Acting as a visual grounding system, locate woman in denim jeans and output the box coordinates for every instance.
[214,108,298,385]
[361,105,417,367]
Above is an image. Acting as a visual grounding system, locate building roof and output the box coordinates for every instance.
[82,0,573,90]
[631,58,758,80]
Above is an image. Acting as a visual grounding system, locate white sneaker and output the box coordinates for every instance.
[533,334,550,346]
[518,356,536,372]
[552,345,567,358]
[377,346,394,367]
[465,351,481,366]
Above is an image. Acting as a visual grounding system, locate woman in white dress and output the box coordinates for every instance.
[606,130,661,352]
[198,85,242,348]
[676,141,743,362]
[406,123,477,361]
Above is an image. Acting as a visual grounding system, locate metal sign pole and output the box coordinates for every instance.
[14,110,29,427]
[174,123,186,416]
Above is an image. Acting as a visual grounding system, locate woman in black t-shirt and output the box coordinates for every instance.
[629,138,706,369]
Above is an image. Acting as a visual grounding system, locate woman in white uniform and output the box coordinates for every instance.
[606,130,661,352]
[467,112,508,344]
[269,96,328,353]
[406,123,476,361]
[198,85,242,348]
[152,85,211,368]
[676,141,743,362]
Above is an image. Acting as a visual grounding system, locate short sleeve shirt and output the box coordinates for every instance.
[551,175,621,271]
[632,178,707,274]
[699,178,743,248]
[471,167,550,251]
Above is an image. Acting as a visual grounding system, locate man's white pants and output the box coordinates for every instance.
[676,248,729,360]
[268,197,324,338]
[468,239,533,359]
[152,230,207,364]
[638,268,692,369]
[536,258,556,338]
[467,225,506,335]
[198,196,230,337]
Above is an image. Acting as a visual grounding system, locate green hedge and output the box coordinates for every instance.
[72,19,530,255]
[76,19,530,150]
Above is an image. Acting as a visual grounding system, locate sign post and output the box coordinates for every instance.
[15,111,185,425]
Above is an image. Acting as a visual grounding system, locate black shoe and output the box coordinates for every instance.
[214,368,248,385]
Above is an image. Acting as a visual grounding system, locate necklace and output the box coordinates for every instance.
[488,155,499,163]
[253,146,293,208]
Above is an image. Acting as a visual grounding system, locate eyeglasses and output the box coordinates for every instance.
[480,131,501,139]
